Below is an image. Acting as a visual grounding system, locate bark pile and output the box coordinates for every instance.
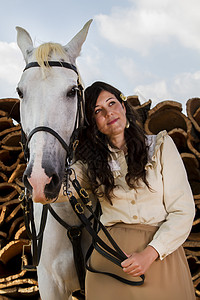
[0,98,39,299]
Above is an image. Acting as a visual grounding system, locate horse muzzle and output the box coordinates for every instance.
[23,160,63,203]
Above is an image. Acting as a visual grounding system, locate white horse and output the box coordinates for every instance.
[16,20,93,300]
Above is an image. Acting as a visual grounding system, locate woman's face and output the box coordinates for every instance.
[94,90,126,140]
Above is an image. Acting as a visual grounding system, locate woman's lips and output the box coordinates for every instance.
[107,118,119,125]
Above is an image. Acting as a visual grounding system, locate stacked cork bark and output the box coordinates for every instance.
[0,98,39,299]
[128,96,200,298]
[0,96,200,299]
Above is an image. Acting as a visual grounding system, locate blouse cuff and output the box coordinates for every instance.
[148,240,169,260]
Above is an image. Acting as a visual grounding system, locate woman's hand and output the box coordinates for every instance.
[121,246,159,277]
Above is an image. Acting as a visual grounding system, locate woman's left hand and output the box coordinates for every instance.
[121,246,159,277]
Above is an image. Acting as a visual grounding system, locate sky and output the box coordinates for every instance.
[0,0,200,113]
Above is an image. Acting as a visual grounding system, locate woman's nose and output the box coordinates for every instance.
[105,108,113,117]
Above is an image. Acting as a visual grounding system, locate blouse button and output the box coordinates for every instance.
[131,200,136,205]
[133,215,138,219]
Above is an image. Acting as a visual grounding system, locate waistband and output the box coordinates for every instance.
[106,223,159,233]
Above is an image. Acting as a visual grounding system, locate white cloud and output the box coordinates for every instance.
[172,71,200,98]
[115,56,154,84]
[95,0,200,55]
[133,70,200,111]
[134,80,169,105]
[0,42,24,98]
[115,57,139,81]
[77,45,105,86]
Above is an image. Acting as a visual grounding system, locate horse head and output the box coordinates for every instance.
[16,20,92,204]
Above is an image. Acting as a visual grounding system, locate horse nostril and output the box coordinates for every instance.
[23,174,33,191]
[48,173,60,189]
[44,173,61,199]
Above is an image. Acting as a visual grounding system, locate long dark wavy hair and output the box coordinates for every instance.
[75,81,149,203]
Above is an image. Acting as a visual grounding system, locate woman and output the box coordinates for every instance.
[73,81,196,300]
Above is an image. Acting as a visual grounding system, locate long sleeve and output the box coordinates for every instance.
[148,135,195,259]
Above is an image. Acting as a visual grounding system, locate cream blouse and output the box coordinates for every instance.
[72,130,195,260]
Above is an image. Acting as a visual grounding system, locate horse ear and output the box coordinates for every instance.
[64,19,93,62]
[16,26,34,62]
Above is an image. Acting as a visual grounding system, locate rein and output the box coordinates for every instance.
[67,172,145,286]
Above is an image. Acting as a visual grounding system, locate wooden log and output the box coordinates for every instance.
[1,131,21,152]
[127,96,152,125]
[187,98,200,133]
[187,122,200,159]
[0,278,38,289]
[0,207,7,226]
[14,225,28,240]
[0,205,24,242]
[0,150,23,173]
[0,125,21,142]
[0,111,8,118]
[186,255,200,282]
[5,204,21,224]
[144,100,192,135]
[0,240,39,298]
[0,99,20,124]
[127,95,140,107]
[8,164,26,187]
[134,100,152,125]
[0,183,21,203]
[7,217,24,241]
[188,232,200,242]
[0,173,8,184]
[0,285,39,298]
[0,118,14,137]
[0,232,7,240]
[187,122,200,143]
[0,256,27,283]
[0,199,20,209]
[181,153,200,197]
[148,100,182,115]
[187,138,200,159]
[168,128,188,153]
[194,107,200,126]
[0,239,30,265]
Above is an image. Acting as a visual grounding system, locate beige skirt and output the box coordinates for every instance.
[85,223,195,300]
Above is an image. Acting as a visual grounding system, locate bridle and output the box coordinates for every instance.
[21,60,84,164]
[19,60,88,294]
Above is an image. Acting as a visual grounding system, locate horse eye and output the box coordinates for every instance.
[67,87,77,98]
[16,87,23,99]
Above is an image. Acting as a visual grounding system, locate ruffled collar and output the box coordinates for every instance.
[107,130,168,176]
[107,144,124,178]
[145,130,167,170]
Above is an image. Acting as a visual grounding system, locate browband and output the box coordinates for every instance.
[23,61,78,75]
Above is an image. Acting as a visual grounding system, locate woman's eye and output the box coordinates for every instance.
[94,109,101,114]
[67,87,77,98]
[109,101,115,106]
[16,87,23,99]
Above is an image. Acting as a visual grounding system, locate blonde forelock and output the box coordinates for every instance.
[35,43,66,69]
